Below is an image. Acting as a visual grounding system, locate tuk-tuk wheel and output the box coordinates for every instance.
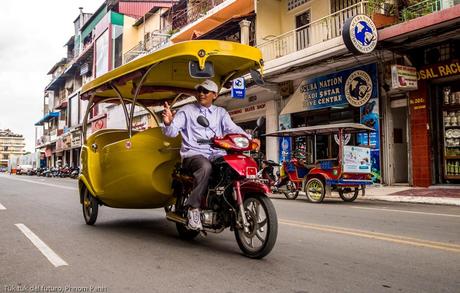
[338,187,359,202]
[82,188,98,225]
[304,178,325,203]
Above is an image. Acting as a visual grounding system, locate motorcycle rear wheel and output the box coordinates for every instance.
[176,223,199,240]
[173,187,199,240]
[235,194,278,259]
[283,181,299,200]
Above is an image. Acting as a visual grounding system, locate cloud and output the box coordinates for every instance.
[0,0,102,152]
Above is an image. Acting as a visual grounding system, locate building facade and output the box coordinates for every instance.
[35,0,460,188]
[0,129,26,170]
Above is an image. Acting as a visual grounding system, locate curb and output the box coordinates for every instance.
[364,195,460,206]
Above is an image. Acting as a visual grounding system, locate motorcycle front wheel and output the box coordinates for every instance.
[235,194,278,259]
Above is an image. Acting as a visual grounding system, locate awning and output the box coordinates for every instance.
[35,112,59,126]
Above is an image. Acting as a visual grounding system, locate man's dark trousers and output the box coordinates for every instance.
[182,155,213,208]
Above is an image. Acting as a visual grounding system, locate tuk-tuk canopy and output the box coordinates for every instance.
[264,123,375,137]
[80,40,263,107]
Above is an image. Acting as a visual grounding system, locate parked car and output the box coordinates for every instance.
[16,165,33,175]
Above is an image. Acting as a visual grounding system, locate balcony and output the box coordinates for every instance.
[169,0,254,43]
[123,31,171,64]
[400,0,443,21]
[36,135,51,147]
[257,2,368,63]
[172,0,225,31]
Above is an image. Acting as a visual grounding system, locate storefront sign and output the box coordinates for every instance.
[409,97,426,110]
[301,63,378,110]
[343,146,371,173]
[63,134,72,150]
[417,61,460,80]
[56,138,64,152]
[391,65,418,91]
[45,147,53,158]
[342,15,378,55]
[71,131,82,148]
[228,103,266,117]
[231,78,246,99]
[132,115,149,131]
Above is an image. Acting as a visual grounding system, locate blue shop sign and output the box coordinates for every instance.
[301,63,378,110]
[231,77,246,99]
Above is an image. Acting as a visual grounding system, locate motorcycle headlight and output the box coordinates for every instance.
[233,137,250,148]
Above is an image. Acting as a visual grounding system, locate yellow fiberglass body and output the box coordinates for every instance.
[78,40,263,209]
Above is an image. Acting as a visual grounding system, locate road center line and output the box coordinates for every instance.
[0,175,77,190]
[15,223,68,267]
[279,219,460,253]
[0,202,6,210]
[351,206,460,218]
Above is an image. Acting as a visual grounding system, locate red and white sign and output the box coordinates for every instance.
[229,103,266,117]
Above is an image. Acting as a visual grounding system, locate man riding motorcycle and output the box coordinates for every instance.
[161,79,258,230]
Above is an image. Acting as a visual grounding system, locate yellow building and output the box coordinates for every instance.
[0,129,26,170]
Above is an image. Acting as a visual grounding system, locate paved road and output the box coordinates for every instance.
[1,174,459,293]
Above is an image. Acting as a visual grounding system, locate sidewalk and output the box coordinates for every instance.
[364,185,460,206]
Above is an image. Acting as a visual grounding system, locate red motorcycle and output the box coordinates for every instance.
[166,116,278,259]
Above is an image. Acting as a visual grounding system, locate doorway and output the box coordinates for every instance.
[390,106,409,183]
[295,10,310,50]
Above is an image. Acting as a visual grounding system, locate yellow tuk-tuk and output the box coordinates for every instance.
[78,40,277,258]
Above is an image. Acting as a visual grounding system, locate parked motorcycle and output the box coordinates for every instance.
[275,157,310,200]
[70,167,80,179]
[259,159,280,190]
[166,116,278,259]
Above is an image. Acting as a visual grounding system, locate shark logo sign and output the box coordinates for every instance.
[342,15,378,54]
[345,70,373,107]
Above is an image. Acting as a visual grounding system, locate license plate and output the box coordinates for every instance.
[246,167,257,179]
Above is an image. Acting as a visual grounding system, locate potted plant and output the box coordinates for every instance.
[367,0,397,28]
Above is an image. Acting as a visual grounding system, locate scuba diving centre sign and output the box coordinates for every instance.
[342,14,378,55]
[300,63,378,110]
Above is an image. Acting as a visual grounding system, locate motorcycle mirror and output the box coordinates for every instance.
[197,115,210,128]
[250,69,264,85]
[256,116,265,127]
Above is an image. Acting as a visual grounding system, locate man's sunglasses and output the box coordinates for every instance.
[197,86,210,94]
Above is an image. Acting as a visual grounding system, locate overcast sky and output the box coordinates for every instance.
[0,1,103,152]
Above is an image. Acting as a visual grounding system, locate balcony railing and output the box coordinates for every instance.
[257,2,368,62]
[172,0,226,31]
[124,32,171,64]
[400,0,442,21]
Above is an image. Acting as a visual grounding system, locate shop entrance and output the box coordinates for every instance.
[432,79,460,184]
[390,105,409,183]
